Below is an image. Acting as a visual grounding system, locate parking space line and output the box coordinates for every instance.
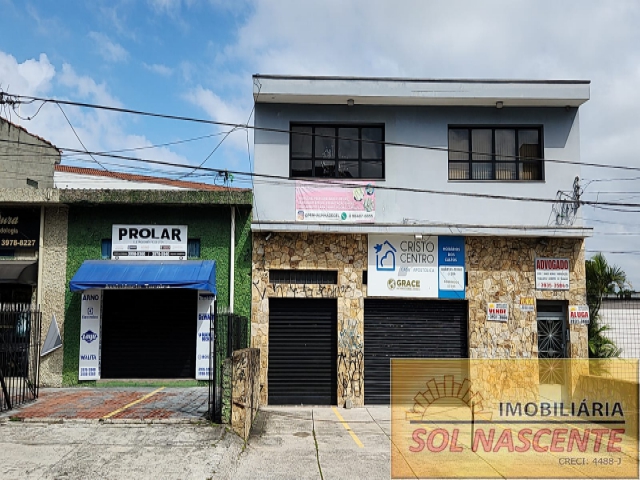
[331,406,364,448]
[101,387,165,419]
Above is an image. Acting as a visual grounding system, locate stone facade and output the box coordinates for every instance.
[252,232,589,407]
[229,348,260,440]
[38,206,69,387]
[467,237,588,360]
[251,232,367,407]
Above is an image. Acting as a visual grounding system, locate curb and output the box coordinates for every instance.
[6,416,209,425]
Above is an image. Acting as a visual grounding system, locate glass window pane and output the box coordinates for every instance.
[472,162,493,180]
[495,162,516,180]
[314,159,335,177]
[338,128,359,159]
[520,160,542,180]
[495,129,516,161]
[448,129,469,160]
[338,160,358,178]
[519,129,540,160]
[362,128,383,159]
[448,162,469,180]
[291,126,312,158]
[314,127,335,159]
[291,159,312,177]
[361,161,383,178]
[472,129,492,161]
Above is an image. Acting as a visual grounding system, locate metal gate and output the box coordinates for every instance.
[537,302,567,384]
[364,299,468,405]
[268,298,337,405]
[206,307,249,422]
[0,304,42,412]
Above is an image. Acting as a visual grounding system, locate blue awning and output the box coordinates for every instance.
[69,260,217,294]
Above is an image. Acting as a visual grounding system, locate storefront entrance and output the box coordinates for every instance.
[101,289,197,379]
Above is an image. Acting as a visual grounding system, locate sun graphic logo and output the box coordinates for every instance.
[387,278,396,290]
[403,374,493,456]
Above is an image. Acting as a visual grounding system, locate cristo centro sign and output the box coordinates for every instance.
[391,359,639,479]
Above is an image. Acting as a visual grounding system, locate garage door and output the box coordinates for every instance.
[269,298,337,405]
[364,299,468,404]
[101,289,197,378]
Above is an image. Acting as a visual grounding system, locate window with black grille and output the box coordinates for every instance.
[269,270,338,285]
[448,126,543,181]
[290,124,384,179]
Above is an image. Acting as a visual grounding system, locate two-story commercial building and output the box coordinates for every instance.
[250,75,592,407]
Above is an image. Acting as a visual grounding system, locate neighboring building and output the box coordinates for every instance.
[61,186,252,385]
[2,116,253,386]
[600,293,640,359]
[0,118,66,388]
[251,75,592,407]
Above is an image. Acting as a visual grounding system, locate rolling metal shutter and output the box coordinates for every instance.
[268,298,337,405]
[101,289,197,378]
[364,299,468,405]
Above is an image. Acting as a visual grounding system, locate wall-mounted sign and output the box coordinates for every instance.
[487,302,509,322]
[295,181,375,223]
[519,297,535,312]
[535,258,570,290]
[569,305,590,325]
[0,207,39,248]
[78,289,101,380]
[112,225,187,260]
[367,235,465,298]
[195,291,215,380]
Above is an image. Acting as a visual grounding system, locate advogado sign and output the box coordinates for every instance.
[368,235,465,299]
[535,258,570,290]
[112,224,187,260]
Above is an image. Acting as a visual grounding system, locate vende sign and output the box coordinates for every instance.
[487,302,509,322]
[535,257,570,290]
[569,305,590,325]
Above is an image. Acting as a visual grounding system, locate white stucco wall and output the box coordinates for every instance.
[253,104,585,233]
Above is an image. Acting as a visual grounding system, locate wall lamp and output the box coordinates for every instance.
[265,233,273,241]
[415,234,423,240]
[347,98,355,107]
[496,101,504,109]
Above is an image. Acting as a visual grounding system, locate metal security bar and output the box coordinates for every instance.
[0,304,42,412]
[207,307,249,423]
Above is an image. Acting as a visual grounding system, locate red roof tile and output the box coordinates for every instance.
[55,164,250,192]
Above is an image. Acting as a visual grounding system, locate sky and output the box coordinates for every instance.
[1,0,640,287]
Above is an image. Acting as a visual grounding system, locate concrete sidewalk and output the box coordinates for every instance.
[0,421,242,480]
[231,406,392,480]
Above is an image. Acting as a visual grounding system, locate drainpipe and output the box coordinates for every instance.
[36,205,45,308]
[229,206,235,314]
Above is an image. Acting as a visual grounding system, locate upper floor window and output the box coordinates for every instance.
[448,127,543,181]
[290,124,384,179]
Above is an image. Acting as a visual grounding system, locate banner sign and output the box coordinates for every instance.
[295,181,375,223]
[0,207,40,248]
[112,224,187,260]
[569,305,590,324]
[78,289,101,380]
[368,235,465,299]
[535,258,570,290]
[392,359,639,479]
[195,291,215,380]
[487,302,509,322]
